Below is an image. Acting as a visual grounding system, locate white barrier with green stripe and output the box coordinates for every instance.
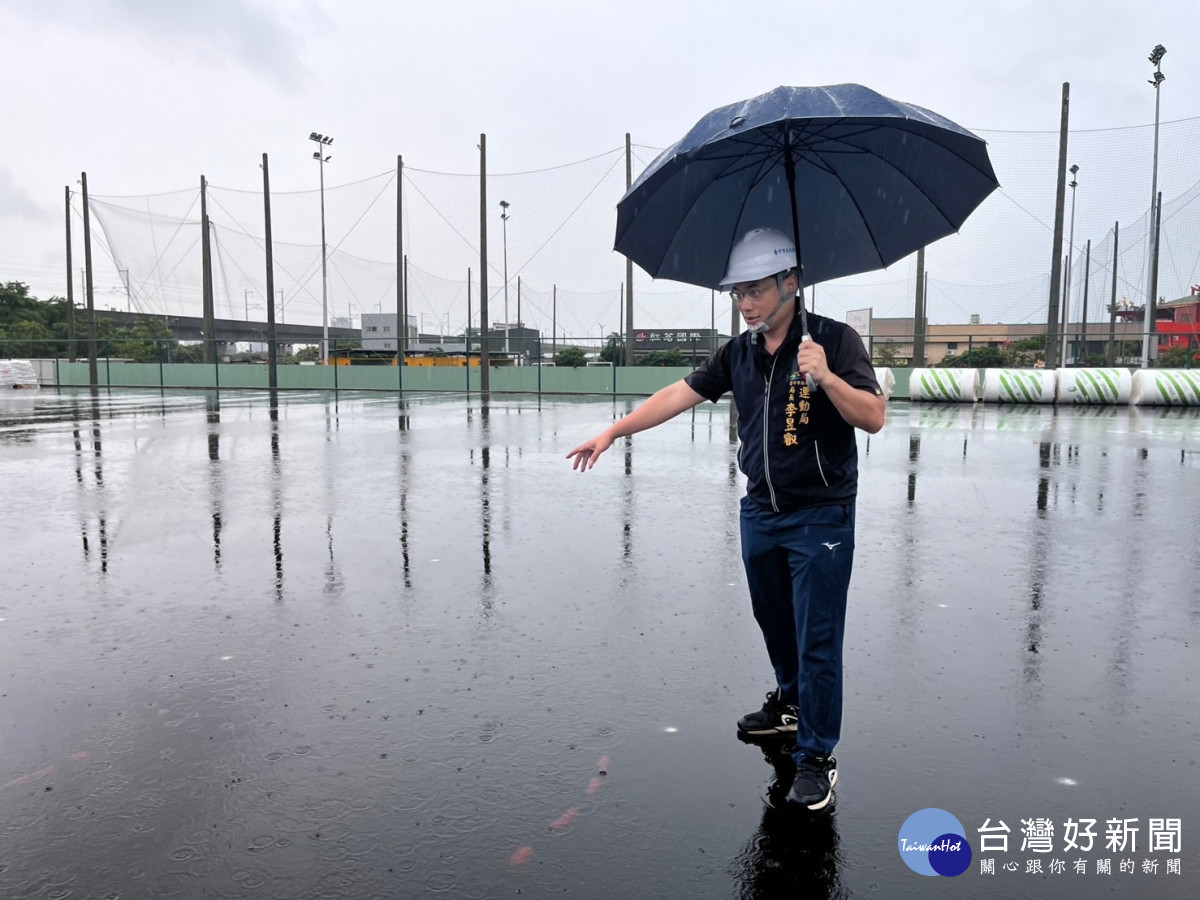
[1055,368,1132,405]
[1131,369,1200,406]
[873,367,896,400]
[909,368,980,402]
[982,368,1057,404]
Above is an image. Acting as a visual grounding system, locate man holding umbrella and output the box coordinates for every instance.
[570,83,996,809]
[567,227,884,811]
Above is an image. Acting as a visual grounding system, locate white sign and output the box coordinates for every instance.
[846,307,872,354]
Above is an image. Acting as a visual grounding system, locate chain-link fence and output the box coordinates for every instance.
[70,114,1200,345]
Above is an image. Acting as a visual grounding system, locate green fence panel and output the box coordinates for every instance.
[217,365,270,388]
[332,366,396,391]
[56,362,89,386]
[160,363,214,388]
[45,360,917,400]
[278,366,336,390]
[615,367,693,394]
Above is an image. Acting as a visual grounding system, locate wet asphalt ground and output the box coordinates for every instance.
[1,388,1197,899]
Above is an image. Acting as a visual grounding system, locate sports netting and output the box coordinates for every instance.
[82,116,1200,341]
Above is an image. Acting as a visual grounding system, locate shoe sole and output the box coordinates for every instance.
[737,722,798,736]
[805,786,834,811]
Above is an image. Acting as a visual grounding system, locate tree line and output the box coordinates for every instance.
[0,282,330,363]
[1,281,199,362]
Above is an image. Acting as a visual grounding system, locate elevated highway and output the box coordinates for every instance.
[93,310,360,345]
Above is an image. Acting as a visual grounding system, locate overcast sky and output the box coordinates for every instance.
[1,0,1196,321]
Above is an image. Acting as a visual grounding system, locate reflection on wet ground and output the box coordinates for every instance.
[1,389,1197,898]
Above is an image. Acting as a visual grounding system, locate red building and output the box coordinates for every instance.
[1157,294,1200,354]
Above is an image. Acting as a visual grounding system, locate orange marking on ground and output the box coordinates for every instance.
[586,776,605,796]
[510,845,535,866]
[550,807,580,834]
[5,765,55,788]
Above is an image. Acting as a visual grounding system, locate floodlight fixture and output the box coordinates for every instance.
[308,130,336,362]
[1148,44,1166,65]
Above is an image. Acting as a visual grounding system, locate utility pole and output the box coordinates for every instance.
[397,155,405,368]
[1079,240,1091,363]
[1045,83,1070,369]
[500,199,510,356]
[309,132,334,363]
[479,134,490,390]
[200,175,215,365]
[913,246,926,367]
[467,267,472,380]
[624,133,635,366]
[1106,222,1119,365]
[1062,164,1079,366]
[262,152,278,388]
[1142,44,1166,368]
[65,186,76,362]
[1148,192,1163,366]
[81,173,98,387]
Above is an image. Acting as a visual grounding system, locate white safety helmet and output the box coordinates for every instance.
[719,227,797,289]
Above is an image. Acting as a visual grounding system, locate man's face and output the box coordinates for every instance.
[732,273,795,329]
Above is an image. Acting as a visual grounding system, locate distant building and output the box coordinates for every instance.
[869,317,1148,366]
[466,324,542,359]
[361,313,417,352]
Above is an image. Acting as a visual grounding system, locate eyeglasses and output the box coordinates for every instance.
[729,282,774,303]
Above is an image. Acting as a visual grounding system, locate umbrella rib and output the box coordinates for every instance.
[807,121,998,182]
[801,123,991,247]
[817,162,889,270]
[662,151,780,279]
[777,119,998,185]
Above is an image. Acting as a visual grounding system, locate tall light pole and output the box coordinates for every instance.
[309,131,334,362]
[499,200,510,356]
[1142,44,1166,368]
[1062,164,1079,365]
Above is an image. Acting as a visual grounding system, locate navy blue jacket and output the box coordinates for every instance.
[685,306,881,513]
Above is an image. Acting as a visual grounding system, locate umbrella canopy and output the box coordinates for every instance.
[615,83,999,291]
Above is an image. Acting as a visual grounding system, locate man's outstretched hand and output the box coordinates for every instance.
[566,430,614,471]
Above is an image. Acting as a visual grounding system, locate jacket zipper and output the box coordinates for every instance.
[763,357,779,512]
[814,440,830,487]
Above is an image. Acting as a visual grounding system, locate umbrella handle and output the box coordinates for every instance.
[800,334,818,392]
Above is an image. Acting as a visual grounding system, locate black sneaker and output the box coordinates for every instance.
[786,755,837,811]
[737,688,798,736]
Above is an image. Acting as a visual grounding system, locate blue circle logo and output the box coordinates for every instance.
[898,808,972,877]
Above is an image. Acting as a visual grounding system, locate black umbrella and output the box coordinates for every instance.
[616,83,999,306]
